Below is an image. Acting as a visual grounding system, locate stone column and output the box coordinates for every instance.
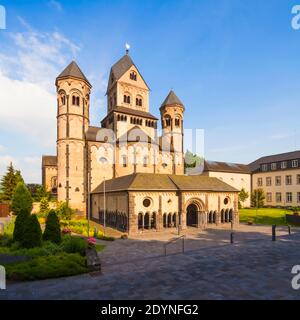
[179,192,186,229]
[233,193,239,226]
[128,193,138,235]
[216,195,221,226]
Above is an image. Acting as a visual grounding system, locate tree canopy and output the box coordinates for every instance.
[0,163,24,202]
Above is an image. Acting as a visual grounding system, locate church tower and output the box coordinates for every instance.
[56,61,92,212]
[160,90,185,175]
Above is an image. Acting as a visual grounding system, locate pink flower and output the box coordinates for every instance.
[87,237,96,247]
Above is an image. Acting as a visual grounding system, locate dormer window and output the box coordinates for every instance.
[130,71,137,81]
[72,95,80,106]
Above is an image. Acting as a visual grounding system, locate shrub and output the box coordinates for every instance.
[21,215,42,249]
[11,182,33,215]
[56,202,74,221]
[13,208,30,243]
[5,253,88,281]
[61,235,87,256]
[39,197,50,215]
[3,218,15,238]
[43,210,61,244]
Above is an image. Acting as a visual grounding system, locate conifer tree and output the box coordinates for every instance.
[11,182,33,215]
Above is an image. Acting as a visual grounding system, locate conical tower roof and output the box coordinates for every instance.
[56,61,91,87]
[161,90,184,108]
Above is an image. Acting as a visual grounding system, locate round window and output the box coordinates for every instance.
[224,197,229,205]
[143,198,151,208]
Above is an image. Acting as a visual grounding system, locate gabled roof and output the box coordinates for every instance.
[91,173,239,194]
[161,90,184,109]
[42,155,57,167]
[56,61,91,87]
[203,160,251,174]
[106,54,150,93]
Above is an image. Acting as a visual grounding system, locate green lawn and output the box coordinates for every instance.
[239,208,292,226]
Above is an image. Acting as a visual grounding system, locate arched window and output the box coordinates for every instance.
[130,71,137,81]
[124,94,130,104]
[61,95,66,105]
[165,118,171,127]
[72,95,80,106]
[175,118,180,127]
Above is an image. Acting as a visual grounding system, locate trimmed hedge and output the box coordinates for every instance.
[5,253,88,281]
[43,210,61,244]
[13,209,30,243]
[21,215,42,249]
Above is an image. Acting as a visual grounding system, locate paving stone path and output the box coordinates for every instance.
[1,225,300,300]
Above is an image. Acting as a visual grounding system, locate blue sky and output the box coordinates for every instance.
[0,0,300,183]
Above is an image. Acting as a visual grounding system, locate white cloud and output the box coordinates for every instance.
[0,155,41,184]
[0,72,56,146]
[0,20,81,183]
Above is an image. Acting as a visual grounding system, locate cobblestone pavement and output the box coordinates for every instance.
[1,225,300,300]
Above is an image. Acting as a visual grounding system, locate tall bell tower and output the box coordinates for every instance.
[160,90,185,175]
[56,61,92,212]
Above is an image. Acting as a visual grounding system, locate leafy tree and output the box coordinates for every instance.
[40,197,50,214]
[56,202,74,221]
[11,182,33,215]
[251,189,266,208]
[0,163,24,201]
[21,215,42,248]
[13,208,31,243]
[239,188,249,208]
[43,210,61,244]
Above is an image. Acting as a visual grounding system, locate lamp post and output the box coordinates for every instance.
[103,176,106,236]
[87,172,91,237]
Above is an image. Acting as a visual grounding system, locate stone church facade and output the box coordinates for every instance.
[42,52,239,234]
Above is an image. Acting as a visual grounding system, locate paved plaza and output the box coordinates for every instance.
[1,224,300,300]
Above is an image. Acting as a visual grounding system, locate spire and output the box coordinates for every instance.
[125,43,130,55]
[56,61,91,87]
[161,90,184,109]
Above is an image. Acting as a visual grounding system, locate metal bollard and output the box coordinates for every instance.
[230,232,234,244]
[288,225,291,235]
[272,225,276,241]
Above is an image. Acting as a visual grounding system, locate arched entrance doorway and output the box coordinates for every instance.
[187,204,198,227]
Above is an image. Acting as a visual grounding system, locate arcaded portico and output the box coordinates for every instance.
[90,173,239,235]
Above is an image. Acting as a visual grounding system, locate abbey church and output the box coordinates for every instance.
[42,52,239,235]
